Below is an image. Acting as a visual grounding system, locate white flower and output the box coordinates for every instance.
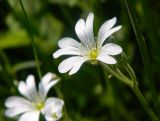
[44,98,64,121]
[5,72,64,121]
[53,13,122,75]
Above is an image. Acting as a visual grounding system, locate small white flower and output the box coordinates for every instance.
[5,72,64,121]
[44,98,64,121]
[53,13,122,75]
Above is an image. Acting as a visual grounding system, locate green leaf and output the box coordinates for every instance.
[48,0,78,6]
[0,14,30,49]
[12,60,39,73]
[0,30,30,49]
[38,14,64,53]
[7,0,42,16]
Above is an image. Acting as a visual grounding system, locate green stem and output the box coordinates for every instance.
[0,50,17,88]
[12,61,40,73]
[125,63,158,121]
[132,87,159,121]
[116,68,129,81]
[0,50,15,78]
[123,0,160,115]
[101,63,133,87]
[18,0,42,79]
[125,63,138,87]
[103,63,159,121]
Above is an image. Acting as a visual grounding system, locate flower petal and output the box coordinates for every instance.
[5,107,32,118]
[58,56,82,73]
[98,17,121,46]
[58,37,80,49]
[39,73,59,100]
[98,17,117,38]
[5,96,33,117]
[18,81,28,98]
[75,13,95,48]
[5,96,32,108]
[26,75,38,97]
[97,53,117,64]
[98,25,122,46]
[53,48,81,58]
[18,111,40,121]
[75,18,87,44]
[101,43,122,55]
[86,13,94,42]
[44,97,64,121]
[41,72,58,88]
[18,75,38,101]
[69,57,88,75]
[45,97,64,108]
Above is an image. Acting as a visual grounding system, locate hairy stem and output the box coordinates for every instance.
[132,87,159,121]
[103,63,159,121]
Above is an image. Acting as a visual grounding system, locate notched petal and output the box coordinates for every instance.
[102,43,122,55]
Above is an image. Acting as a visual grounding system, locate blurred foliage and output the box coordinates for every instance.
[0,0,160,121]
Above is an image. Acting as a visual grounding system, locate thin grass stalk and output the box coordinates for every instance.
[18,0,42,79]
[0,50,15,85]
[102,64,159,121]
[132,87,159,121]
[123,0,159,110]
[12,61,39,73]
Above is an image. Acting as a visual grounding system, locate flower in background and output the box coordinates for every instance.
[44,98,64,121]
[5,72,64,121]
[53,12,122,75]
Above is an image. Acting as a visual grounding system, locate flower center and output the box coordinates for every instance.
[33,101,44,110]
[88,48,99,64]
[89,48,99,60]
[52,112,58,119]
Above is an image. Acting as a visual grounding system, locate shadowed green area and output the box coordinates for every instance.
[0,0,160,121]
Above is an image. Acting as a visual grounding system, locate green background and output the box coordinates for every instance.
[0,0,160,121]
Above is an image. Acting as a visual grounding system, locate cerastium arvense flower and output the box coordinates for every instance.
[5,72,64,121]
[53,12,160,121]
[53,12,122,75]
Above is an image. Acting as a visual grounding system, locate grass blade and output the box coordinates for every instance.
[123,0,160,114]
[18,0,42,79]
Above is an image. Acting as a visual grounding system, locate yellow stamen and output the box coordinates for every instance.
[34,101,44,110]
[88,48,99,64]
[89,48,99,60]
[52,112,58,119]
